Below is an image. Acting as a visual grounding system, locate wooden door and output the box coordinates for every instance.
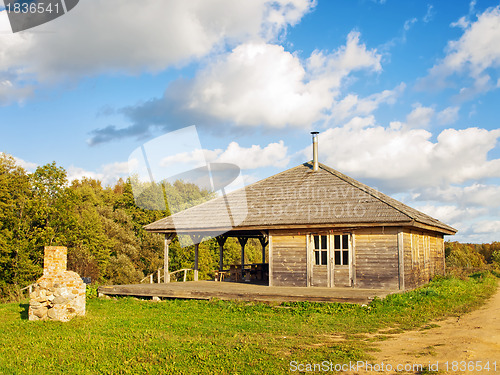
[309,234,329,287]
[330,234,352,287]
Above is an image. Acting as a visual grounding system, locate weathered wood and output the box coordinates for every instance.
[271,233,307,287]
[259,236,268,264]
[268,235,273,287]
[164,233,175,283]
[354,227,399,289]
[216,235,227,271]
[98,281,398,304]
[194,243,199,282]
[238,237,248,279]
[351,233,356,287]
[397,229,405,290]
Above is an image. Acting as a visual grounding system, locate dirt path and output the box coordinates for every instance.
[360,283,500,374]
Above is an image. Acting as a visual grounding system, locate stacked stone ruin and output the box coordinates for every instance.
[29,246,86,322]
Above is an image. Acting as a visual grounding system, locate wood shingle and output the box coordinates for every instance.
[144,162,457,235]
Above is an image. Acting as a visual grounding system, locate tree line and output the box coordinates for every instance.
[445,241,500,268]
[0,154,264,300]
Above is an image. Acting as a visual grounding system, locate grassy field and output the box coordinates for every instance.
[0,272,497,375]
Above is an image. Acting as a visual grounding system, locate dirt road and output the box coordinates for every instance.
[364,282,500,374]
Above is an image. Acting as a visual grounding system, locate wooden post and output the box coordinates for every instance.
[194,243,199,281]
[189,234,203,282]
[268,234,273,287]
[157,268,161,284]
[150,274,153,284]
[216,236,227,271]
[164,233,175,283]
[259,236,268,264]
[398,229,405,291]
[238,237,248,280]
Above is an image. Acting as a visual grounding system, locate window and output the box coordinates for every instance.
[313,235,328,265]
[333,234,349,266]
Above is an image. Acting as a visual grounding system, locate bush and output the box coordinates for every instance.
[446,242,486,268]
[492,250,500,267]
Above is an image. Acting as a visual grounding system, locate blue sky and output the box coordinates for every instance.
[1,0,500,243]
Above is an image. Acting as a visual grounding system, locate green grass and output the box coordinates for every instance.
[0,273,497,375]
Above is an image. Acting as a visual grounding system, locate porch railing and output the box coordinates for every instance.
[140,268,194,284]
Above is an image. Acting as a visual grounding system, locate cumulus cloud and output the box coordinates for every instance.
[160,140,289,171]
[436,106,460,125]
[416,183,500,208]
[472,220,500,234]
[406,103,435,128]
[419,5,500,96]
[331,83,405,122]
[214,140,289,169]
[89,31,382,144]
[0,0,315,104]
[413,204,486,225]
[302,125,500,191]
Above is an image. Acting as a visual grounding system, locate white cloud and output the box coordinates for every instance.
[436,106,460,125]
[67,161,130,187]
[417,183,500,208]
[421,5,500,95]
[185,32,382,128]
[423,5,434,23]
[160,149,208,169]
[11,155,37,172]
[182,42,328,127]
[406,103,435,128]
[0,79,33,106]
[450,16,470,29]
[89,31,383,143]
[413,204,486,224]
[331,83,405,122]
[215,140,289,169]
[0,0,314,103]
[307,31,382,80]
[404,18,417,31]
[304,125,500,191]
[472,220,500,234]
[160,140,289,171]
[343,116,376,130]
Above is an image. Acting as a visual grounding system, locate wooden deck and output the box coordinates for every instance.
[98,281,397,304]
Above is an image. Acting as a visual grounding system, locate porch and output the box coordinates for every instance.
[97,281,397,304]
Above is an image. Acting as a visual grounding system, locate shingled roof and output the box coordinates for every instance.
[144,162,457,235]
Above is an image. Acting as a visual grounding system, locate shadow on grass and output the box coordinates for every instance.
[19,303,29,320]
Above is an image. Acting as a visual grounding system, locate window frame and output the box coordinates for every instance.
[333,233,350,266]
[313,234,328,266]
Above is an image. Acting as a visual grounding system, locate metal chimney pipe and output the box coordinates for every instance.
[311,131,319,171]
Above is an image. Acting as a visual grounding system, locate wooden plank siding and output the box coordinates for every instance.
[333,267,350,287]
[269,230,307,287]
[354,227,399,289]
[269,227,445,290]
[403,229,445,290]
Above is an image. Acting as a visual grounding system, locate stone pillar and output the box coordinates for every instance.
[43,246,67,276]
[29,246,86,322]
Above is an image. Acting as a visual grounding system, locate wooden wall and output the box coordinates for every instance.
[354,227,399,289]
[268,226,446,290]
[402,229,445,290]
[269,230,307,287]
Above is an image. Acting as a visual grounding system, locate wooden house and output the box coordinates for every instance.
[145,136,456,291]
